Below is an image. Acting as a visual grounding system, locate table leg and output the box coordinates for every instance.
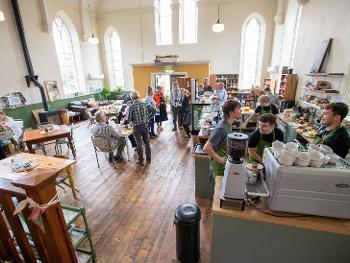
[68,136,76,159]
[27,143,34,154]
[66,166,77,199]
[126,138,131,161]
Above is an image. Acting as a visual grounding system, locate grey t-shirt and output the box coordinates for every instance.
[209,120,232,151]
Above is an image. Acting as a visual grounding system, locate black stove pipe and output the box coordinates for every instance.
[10,0,49,111]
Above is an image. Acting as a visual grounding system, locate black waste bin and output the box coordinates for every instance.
[174,203,201,263]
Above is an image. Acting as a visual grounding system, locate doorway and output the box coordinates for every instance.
[152,72,187,102]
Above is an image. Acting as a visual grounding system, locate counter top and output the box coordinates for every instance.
[212,177,350,236]
[278,115,314,143]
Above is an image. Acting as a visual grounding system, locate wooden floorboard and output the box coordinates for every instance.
[49,120,212,263]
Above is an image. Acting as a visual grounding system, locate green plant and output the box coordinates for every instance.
[100,85,111,100]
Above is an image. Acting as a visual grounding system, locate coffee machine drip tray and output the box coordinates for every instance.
[246,178,270,198]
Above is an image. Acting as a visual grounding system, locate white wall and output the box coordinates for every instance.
[97,0,277,91]
[0,0,103,104]
[271,0,350,103]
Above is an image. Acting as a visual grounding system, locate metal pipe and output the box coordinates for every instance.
[10,0,49,111]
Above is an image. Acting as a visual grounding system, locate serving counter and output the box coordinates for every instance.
[211,177,350,263]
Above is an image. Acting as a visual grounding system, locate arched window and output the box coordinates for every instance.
[105,30,124,89]
[179,0,198,44]
[52,16,82,94]
[239,14,266,89]
[154,0,173,45]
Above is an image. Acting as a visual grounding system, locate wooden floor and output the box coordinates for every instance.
[55,120,212,263]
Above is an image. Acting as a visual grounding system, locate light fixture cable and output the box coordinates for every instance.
[88,0,99,44]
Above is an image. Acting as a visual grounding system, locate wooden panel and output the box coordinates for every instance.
[284,74,298,100]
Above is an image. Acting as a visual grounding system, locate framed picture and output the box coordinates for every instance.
[44,80,61,102]
[0,92,26,109]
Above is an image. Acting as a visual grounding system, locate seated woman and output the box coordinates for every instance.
[90,110,126,162]
[248,113,284,163]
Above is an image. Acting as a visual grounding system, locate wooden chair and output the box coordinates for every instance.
[91,135,118,169]
[55,124,75,156]
[54,155,79,199]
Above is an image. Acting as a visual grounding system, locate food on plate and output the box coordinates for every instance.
[296,128,304,134]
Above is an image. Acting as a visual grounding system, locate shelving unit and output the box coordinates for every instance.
[263,78,276,93]
[277,73,297,101]
[210,74,239,99]
[14,204,96,263]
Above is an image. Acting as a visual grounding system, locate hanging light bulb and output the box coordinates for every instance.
[87,0,99,45]
[0,10,5,22]
[212,1,224,33]
[88,33,99,44]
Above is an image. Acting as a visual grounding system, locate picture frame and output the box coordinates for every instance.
[44,80,61,102]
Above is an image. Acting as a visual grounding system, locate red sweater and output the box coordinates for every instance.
[152,93,166,108]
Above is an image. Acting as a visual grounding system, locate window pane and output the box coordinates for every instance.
[240,18,262,89]
[52,17,79,94]
[108,32,124,88]
[180,0,197,43]
[155,0,172,45]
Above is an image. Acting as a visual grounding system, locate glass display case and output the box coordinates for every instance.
[191,103,211,135]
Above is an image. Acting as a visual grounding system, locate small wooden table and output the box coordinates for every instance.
[0,153,78,199]
[23,125,76,159]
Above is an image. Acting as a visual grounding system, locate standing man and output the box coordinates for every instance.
[127,91,153,165]
[263,87,280,107]
[203,77,213,92]
[170,81,182,131]
[248,114,284,163]
[213,82,228,106]
[145,87,157,138]
[313,102,350,158]
[203,100,242,176]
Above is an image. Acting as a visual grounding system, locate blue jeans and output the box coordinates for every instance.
[148,117,155,135]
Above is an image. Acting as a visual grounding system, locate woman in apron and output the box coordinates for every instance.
[203,100,242,176]
[248,114,284,163]
[244,95,279,126]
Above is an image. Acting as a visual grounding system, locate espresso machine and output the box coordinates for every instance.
[220,132,269,209]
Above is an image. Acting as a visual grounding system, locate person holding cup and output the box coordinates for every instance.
[313,102,350,158]
[248,113,284,163]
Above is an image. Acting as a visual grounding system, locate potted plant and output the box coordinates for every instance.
[100,85,111,101]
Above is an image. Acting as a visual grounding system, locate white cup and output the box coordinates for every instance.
[318,144,333,156]
[284,142,298,151]
[279,155,294,166]
[272,141,285,149]
[308,151,324,161]
[310,159,323,168]
[322,155,330,165]
[307,143,320,152]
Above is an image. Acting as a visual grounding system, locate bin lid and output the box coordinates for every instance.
[174,203,201,223]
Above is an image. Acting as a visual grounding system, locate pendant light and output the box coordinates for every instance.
[0,10,5,22]
[212,0,224,33]
[88,0,99,45]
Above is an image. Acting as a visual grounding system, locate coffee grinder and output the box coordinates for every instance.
[220,132,270,210]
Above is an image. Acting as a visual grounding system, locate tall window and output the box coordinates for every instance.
[107,32,124,89]
[290,5,302,67]
[52,17,80,94]
[154,0,172,45]
[239,14,266,90]
[179,0,198,44]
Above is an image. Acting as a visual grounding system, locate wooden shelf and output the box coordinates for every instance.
[305,73,344,77]
[303,88,340,94]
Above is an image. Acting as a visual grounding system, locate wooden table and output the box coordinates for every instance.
[0,153,78,199]
[23,125,76,159]
[211,177,350,263]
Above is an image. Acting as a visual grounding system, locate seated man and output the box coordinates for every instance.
[248,113,284,163]
[314,102,350,158]
[90,110,126,162]
[0,111,22,140]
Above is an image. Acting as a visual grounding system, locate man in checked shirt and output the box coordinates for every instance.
[127,91,155,166]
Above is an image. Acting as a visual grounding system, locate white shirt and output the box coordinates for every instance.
[4,116,22,140]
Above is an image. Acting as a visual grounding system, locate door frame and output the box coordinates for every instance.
[151,72,188,88]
